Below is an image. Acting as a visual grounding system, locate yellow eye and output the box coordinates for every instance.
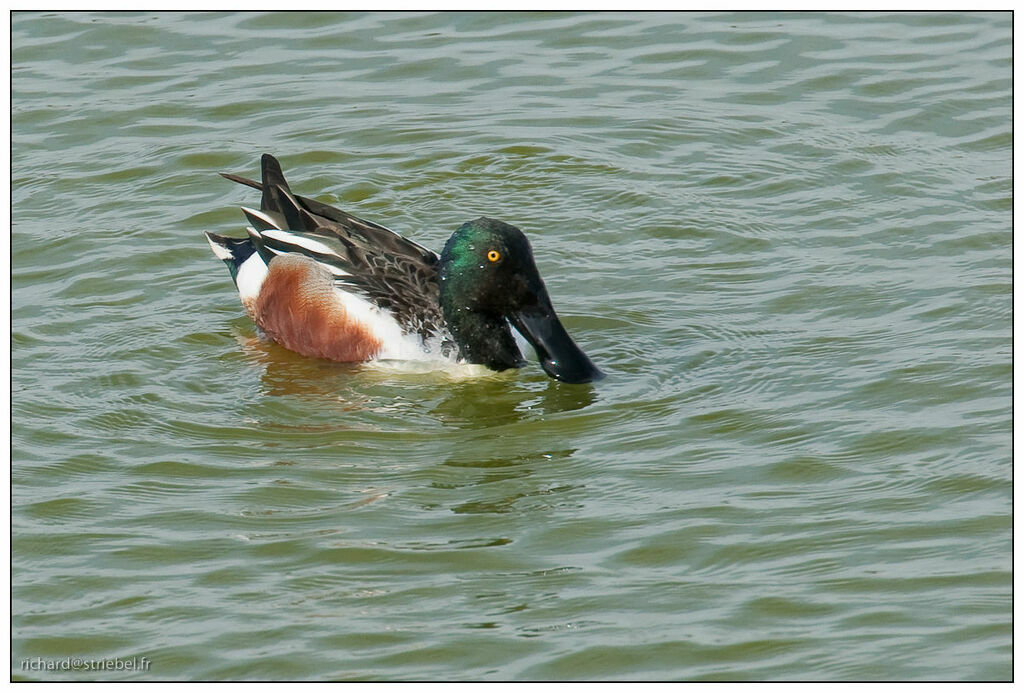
[487,249,501,263]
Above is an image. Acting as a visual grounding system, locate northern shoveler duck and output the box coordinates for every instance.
[205,154,603,384]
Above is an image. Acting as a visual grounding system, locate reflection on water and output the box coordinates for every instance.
[439,448,580,515]
[232,321,599,425]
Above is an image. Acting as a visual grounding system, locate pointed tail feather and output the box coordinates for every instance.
[219,154,438,265]
[219,171,262,191]
[260,153,290,191]
[258,153,313,232]
[218,153,292,201]
[221,154,426,245]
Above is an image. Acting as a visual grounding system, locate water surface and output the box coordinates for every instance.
[12,11,1011,681]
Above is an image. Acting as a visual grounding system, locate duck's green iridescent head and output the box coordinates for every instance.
[438,217,603,384]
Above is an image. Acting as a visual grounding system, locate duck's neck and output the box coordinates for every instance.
[442,307,525,371]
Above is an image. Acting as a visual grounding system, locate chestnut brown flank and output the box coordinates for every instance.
[254,255,382,362]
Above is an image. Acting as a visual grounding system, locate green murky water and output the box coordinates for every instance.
[12,11,1010,681]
